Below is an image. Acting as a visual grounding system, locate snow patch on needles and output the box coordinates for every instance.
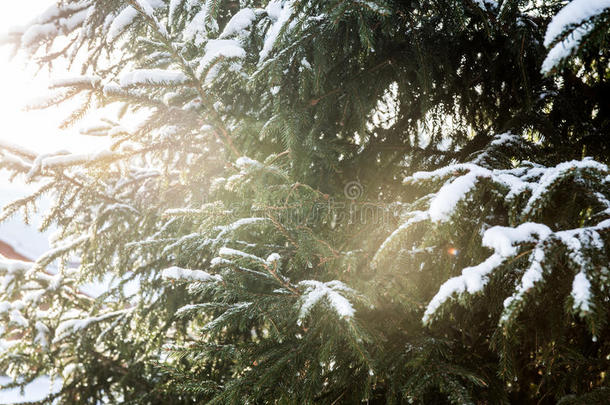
[107,6,138,42]
[197,39,246,77]
[219,247,266,264]
[265,253,281,266]
[541,0,610,73]
[53,310,129,343]
[168,0,182,25]
[423,254,506,324]
[34,321,50,348]
[23,150,116,177]
[428,169,489,222]
[482,223,552,257]
[22,23,57,47]
[571,271,592,313]
[402,155,610,324]
[500,246,547,323]
[220,8,257,38]
[260,0,295,62]
[544,0,610,47]
[424,216,609,326]
[17,2,91,50]
[297,280,356,324]
[50,75,101,88]
[162,266,221,283]
[134,0,156,19]
[523,159,608,217]
[235,156,263,170]
[541,25,593,74]
[407,163,494,222]
[214,217,268,244]
[184,3,217,46]
[120,69,188,87]
[407,158,608,224]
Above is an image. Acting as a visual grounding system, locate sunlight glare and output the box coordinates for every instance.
[0,1,107,154]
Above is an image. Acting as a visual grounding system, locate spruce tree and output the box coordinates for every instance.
[0,0,608,403]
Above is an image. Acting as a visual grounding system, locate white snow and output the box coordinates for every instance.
[235,156,263,170]
[408,163,480,181]
[9,309,28,327]
[0,302,11,313]
[37,149,115,170]
[175,303,206,316]
[163,208,202,216]
[134,0,156,18]
[265,252,281,265]
[571,271,592,312]
[161,266,220,283]
[259,0,295,62]
[134,0,168,37]
[210,257,231,267]
[10,1,91,50]
[0,140,37,160]
[544,0,610,47]
[214,217,268,244]
[500,246,546,323]
[406,158,608,225]
[423,220,566,324]
[34,320,50,348]
[119,69,188,87]
[482,223,552,257]
[21,23,57,48]
[541,25,593,73]
[424,213,608,325]
[218,247,266,263]
[107,6,138,42]
[34,234,90,270]
[297,280,355,323]
[197,39,246,77]
[472,132,522,165]
[58,8,89,32]
[168,0,182,24]
[50,75,101,88]
[32,3,67,24]
[428,168,490,222]
[423,253,505,324]
[541,0,610,73]
[53,309,129,343]
[301,57,312,70]
[184,5,216,46]
[220,8,257,38]
[523,159,608,215]
[0,255,30,279]
[517,248,545,291]
[31,1,91,25]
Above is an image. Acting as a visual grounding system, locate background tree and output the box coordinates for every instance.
[0,0,608,403]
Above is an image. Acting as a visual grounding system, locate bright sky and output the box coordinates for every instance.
[0,1,107,154]
[0,2,109,257]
